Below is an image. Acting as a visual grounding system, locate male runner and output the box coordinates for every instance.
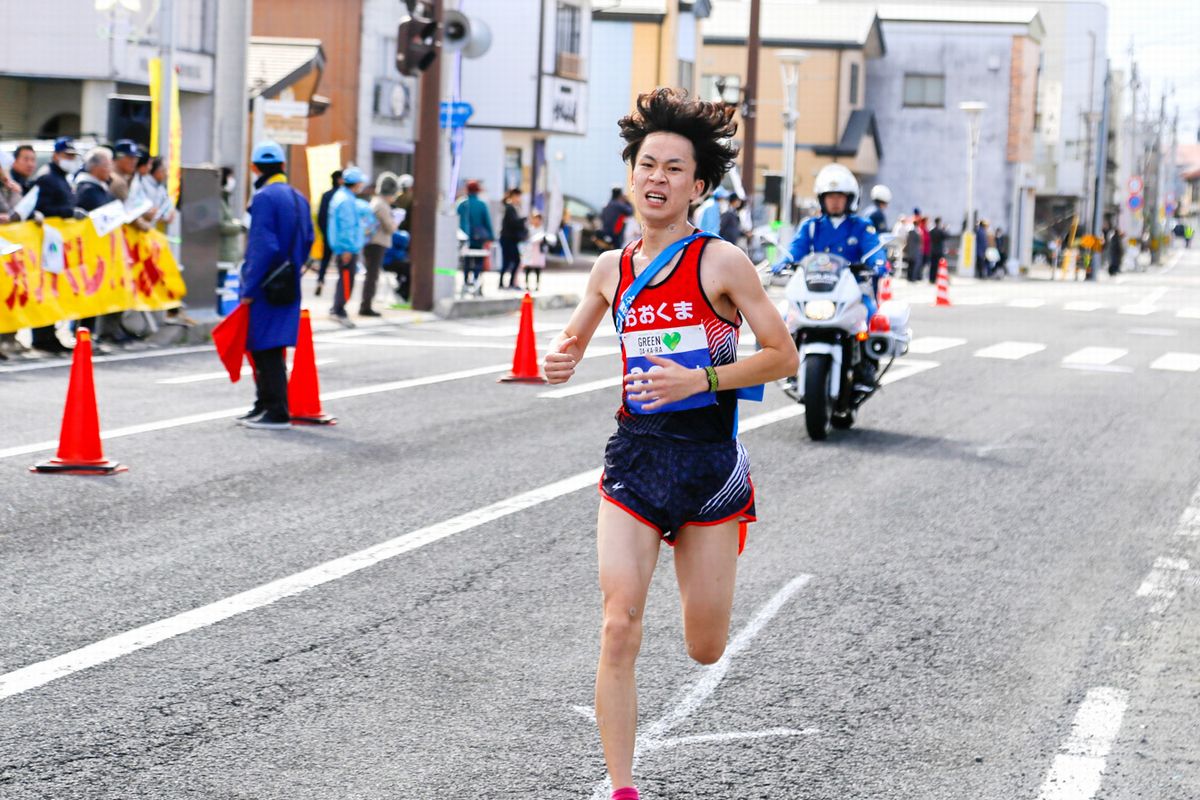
[544,88,797,800]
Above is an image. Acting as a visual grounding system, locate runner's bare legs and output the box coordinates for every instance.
[595,502,661,790]
[673,521,740,664]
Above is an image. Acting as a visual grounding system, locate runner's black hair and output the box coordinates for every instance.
[618,88,738,193]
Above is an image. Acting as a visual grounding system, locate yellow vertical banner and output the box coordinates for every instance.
[306,143,343,260]
[168,69,182,204]
[149,57,162,156]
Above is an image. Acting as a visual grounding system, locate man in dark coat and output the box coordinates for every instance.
[73,147,120,343]
[929,217,947,284]
[498,187,527,289]
[30,137,84,354]
[314,170,342,296]
[237,140,314,429]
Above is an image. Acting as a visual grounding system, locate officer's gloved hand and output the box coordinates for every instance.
[72,208,88,220]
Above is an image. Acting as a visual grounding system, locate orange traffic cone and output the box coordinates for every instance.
[31,328,126,475]
[288,310,337,424]
[879,274,893,301]
[935,258,951,306]
[498,293,547,383]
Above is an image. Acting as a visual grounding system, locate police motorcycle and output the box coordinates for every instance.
[767,236,912,441]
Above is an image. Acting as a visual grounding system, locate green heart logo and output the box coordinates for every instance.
[662,332,681,351]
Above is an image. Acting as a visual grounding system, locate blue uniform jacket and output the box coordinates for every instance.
[787,214,889,276]
[240,180,314,351]
[327,186,364,255]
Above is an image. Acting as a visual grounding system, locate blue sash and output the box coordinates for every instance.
[616,233,764,414]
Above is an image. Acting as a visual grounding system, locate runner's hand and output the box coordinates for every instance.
[624,355,708,411]
[544,335,578,384]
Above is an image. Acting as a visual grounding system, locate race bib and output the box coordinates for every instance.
[622,324,717,415]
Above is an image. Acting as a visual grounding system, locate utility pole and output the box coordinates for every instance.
[741,0,760,216]
[1146,90,1166,265]
[1091,66,1111,245]
[409,0,444,312]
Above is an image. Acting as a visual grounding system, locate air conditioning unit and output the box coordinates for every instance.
[374,79,412,120]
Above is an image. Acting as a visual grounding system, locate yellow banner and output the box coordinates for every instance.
[168,69,182,204]
[0,220,187,334]
[149,57,161,157]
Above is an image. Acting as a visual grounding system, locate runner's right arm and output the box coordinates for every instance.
[544,249,620,384]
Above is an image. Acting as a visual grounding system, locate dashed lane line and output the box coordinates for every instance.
[0,363,941,702]
[1034,687,1129,800]
[1008,298,1046,308]
[1063,301,1104,312]
[156,359,336,385]
[1061,348,1128,367]
[1177,308,1200,320]
[1149,353,1200,373]
[1135,556,1191,614]
[907,336,967,354]
[973,341,1046,360]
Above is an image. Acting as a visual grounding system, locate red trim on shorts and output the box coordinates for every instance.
[597,475,665,535]
[682,479,756,556]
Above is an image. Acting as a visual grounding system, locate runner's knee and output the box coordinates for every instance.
[685,636,726,665]
[599,603,643,664]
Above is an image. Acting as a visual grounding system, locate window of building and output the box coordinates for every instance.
[556,2,585,78]
[849,63,860,106]
[701,73,741,104]
[504,147,523,193]
[902,74,945,108]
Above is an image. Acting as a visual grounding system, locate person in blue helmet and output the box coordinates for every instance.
[237,140,314,429]
[781,163,889,388]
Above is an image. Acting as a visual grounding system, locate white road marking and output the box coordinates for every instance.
[1035,687,1129,800]
[314,336,517,349]
[0,345,215,374]
[1127,327,1177,337]
[642,727,819,752]
[1117,305,1157,316]
[1136,556,1190,613]
[974,341,1046,360]
[589,575,815,799]
[1177,485,1200,537]
[1177,308,1200,320]
[1062,348,1128,367]
[156,359,336,385]
[538,376,623,399]
[0,362,939,702]
[1063,301,1104,312]
[952,297,993,306]
[1149,352,1200,373]
[907,336,967,354]
[1,348,624,461]
[1009,298,1046,308]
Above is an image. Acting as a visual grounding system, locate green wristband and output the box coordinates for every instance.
[704,365,719,393]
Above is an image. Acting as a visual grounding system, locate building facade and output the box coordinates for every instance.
[865,5,1043,268]
[547,0,709,215]
[701,2,885,212]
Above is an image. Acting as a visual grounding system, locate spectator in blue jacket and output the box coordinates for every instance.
[237,140,314,430]
[456,179,493,294]
[327,166,367,326]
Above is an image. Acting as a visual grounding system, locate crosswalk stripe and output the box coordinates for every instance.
[1063,301,1104,312]
[1178,308,1200,320]
[974,341,1046,360]
[1150,353,1200,372]
[1008,298,1045,308]
[907,336,967,354]
[1117,305,1157,316]
[1062,347,1129,367]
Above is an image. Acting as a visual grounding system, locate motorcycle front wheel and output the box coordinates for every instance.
[803,355,832,440]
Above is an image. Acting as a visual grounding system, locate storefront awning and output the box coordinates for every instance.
[247,37,325,100]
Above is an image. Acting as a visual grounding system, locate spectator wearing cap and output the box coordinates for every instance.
[327,165,368,326]
[0,144,38,358]
[314,170,343,296]
[29,138,84,355]
[393,173,414,233]
[362,172,400,317]
[236,140,314,430]
[108,140,139,201]
[456,179,493,294]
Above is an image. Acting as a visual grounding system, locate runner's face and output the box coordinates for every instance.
[631,132,705,225]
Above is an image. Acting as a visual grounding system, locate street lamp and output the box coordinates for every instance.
[959,100,986,273]
[777,49,809,245]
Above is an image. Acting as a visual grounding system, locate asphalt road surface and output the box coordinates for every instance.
[2,249,1199,799]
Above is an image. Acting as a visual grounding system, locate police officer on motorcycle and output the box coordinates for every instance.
[782,164,890,389]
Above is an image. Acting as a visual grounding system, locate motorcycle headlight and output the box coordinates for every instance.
[804,300,836,321]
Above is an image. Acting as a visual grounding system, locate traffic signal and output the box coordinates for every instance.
[396,11,439,76]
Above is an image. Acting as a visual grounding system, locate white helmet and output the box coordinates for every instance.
[813,164,859,212]
[870,184,892,204]
[398,173,414,190]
